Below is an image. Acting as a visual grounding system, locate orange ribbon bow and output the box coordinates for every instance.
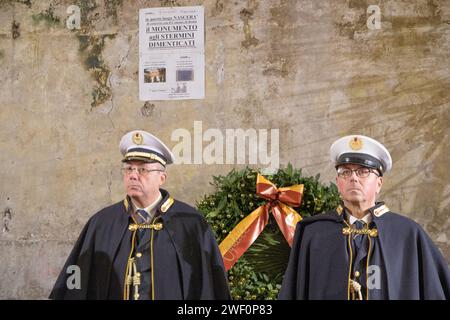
[219,174,304,271]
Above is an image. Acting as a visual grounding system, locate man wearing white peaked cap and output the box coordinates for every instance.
[50,130,230,300]
[119,130,174,167]
[330,135,392,175]
[280,135,450,300]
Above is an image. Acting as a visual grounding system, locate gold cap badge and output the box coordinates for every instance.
[132,133,143,145]
[349,136,363,151]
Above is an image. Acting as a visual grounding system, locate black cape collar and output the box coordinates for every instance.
[123,188,174,222]
[334,201,389,223]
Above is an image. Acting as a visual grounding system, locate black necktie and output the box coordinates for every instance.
[135,209,151,241]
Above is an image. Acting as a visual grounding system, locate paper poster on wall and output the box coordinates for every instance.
[139,6,205,101]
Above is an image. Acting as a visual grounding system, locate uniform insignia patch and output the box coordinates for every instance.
[132,133,144,145]
[349,136,363,150]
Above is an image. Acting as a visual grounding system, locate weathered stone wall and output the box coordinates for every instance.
[0,0,449,299]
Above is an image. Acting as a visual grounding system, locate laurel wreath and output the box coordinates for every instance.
[197,164,341,299]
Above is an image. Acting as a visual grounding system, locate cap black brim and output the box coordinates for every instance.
[336,153,384,175]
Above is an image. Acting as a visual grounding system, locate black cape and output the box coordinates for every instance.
[279,203,450,300]
[49,190,230,300]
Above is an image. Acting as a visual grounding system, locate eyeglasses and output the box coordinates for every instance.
[121,166,164,176]
[337,167,380,179]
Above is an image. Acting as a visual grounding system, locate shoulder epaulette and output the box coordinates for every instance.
[373,204,389,217]
[160,196,174,213]
[123,197,130,212]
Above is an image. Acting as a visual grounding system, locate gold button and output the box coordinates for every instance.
[136,252,142,258]
[354,271,360,277]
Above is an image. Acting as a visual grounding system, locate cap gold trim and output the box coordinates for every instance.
[124,151,166,166]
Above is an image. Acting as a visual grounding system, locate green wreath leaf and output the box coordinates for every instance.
[197,164,340,299]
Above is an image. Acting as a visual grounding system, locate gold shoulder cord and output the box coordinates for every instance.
[344,219,354,300]
[123,211,147,300]
[150,217,161,300]
[366,235,372,300]
[123,221,164,300]
[123,197,173,300]
[341,204,388,300]
[123,229,137,300]
[123,198,134,300]
[343,220,378,300]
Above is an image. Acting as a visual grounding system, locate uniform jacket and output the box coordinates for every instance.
[49,189,231,300]
[279,202,450,300]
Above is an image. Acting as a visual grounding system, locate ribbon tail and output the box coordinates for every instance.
[271,203,302,247]
[219,205,269,271]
